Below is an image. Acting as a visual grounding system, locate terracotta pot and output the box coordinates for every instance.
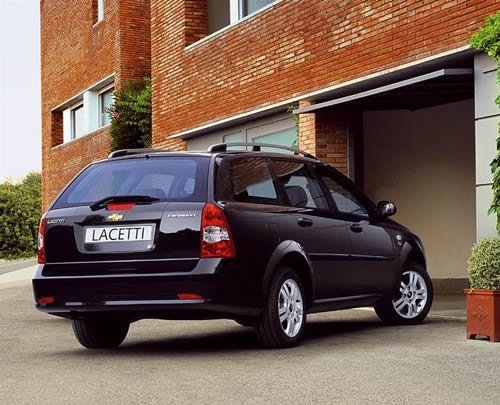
[465,289,500,342]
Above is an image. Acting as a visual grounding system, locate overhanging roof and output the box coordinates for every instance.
[294,68,473,114]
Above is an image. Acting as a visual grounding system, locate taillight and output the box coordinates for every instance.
[177,293,204,300]
[200,203,235,258]
[38,296,54,305]
[37,211,48,264]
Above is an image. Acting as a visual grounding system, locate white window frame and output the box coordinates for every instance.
[69,101,84,140]
[189,0,280,50]
[57,75,115,145]
[97,0,104,23]
[230,0,276,23]
[98,83,115,128]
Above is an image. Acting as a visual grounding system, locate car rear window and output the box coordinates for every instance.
[52,156,209,209]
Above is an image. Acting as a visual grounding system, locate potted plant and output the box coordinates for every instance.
[465,237,500,342]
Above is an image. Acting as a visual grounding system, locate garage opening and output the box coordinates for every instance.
[296,62,476,292]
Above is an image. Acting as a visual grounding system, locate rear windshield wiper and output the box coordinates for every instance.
[90,195,160,211]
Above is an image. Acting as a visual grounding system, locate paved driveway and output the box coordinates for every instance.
[0,277,499,404]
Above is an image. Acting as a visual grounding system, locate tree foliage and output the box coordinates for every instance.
[108,76,152,152]
[0,173,41,259]
[470,13,500,230]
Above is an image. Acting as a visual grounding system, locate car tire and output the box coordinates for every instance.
[255,266,307,349]
[375,262,433,325]
[72,318,129,349]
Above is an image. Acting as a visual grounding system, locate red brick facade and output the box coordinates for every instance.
[42,0,498,207]
[150,0,498,154]
[41,0,151,208]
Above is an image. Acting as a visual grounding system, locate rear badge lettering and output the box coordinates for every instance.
[47,218,65,225]
[85,225,153,243]
[167,213,196,218]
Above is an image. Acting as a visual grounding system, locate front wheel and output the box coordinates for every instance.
[255,266,307,348]
[375,262,433,325]
[72,317,129,349]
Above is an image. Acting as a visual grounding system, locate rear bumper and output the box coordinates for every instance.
[32,259,263,320]
[34,301,261,320]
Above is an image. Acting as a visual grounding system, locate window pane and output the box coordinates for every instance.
[231,158,278,203]
[100,88,114,127]
[223,132,244,150]
[223,132,243,143]
[53,157,210,209]
[72,105,85,139]
[243,0,274,16]
[271,160,328,209]
[252,127,297,153]
[321,174,368,217]
[207,0,230,33]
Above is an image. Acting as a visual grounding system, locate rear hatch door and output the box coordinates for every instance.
[43,155,209,274]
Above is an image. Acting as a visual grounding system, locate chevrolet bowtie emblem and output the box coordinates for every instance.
[107,213,124,221]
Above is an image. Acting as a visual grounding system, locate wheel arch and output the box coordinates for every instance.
[262,241,315,305]
[401,241,427,270]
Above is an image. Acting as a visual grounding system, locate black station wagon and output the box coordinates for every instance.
[33,143,433,349]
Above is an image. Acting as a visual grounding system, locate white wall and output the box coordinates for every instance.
[363,99,476,279]
[474,53,500,241]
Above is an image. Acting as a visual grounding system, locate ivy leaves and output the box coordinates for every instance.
[470,13,500,230]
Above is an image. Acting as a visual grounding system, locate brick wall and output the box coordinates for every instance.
[298,100,348,174]
[150,0,498,150]
[41,0,151,209]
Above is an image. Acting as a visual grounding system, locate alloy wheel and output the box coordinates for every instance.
[392,270,428,319]
[278,279,304,337]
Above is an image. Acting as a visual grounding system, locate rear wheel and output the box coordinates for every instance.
[255,266,306,348]
[375,262,433,325]
[72,317,129,349]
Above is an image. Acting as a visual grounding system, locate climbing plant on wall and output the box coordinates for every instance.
[470,13,500,230]
[108,76,152,152]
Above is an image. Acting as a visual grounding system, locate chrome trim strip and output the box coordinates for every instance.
[47,257,199,265]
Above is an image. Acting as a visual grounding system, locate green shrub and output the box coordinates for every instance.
[108,76,152,152]
[467,237,500,290]
[0,173,41,260]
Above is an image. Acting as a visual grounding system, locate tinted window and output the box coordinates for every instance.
[319,172,368,217]
[270,160,328,209]
[230,157,279,203]
[53,157,209,208]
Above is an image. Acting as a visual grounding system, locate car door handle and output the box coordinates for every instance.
[297,218,313,227]
[350,223,363,233]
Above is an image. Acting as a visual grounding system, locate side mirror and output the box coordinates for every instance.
[376,201,397,218]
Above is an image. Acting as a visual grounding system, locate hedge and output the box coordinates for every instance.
[0,173,41,259]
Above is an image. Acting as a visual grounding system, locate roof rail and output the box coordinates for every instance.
[207,142,317,160]
[108,148,166,158]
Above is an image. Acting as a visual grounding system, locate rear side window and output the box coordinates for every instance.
[230,157,279,204]
[53,157,209,209]
[270,159,328,209]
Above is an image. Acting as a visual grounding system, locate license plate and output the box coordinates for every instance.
[84,225,153,243]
